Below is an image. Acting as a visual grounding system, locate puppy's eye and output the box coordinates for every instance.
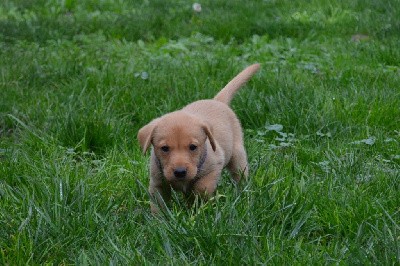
[189,144,197,151]
[161,146,169,152]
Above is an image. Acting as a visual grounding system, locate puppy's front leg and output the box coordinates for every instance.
[149,182,171,214]
[148,153,171,214]
[192,169,222,199]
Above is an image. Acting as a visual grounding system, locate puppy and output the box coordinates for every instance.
[138,64,260,213]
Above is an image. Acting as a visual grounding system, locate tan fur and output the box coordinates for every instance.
[138,64,260,213]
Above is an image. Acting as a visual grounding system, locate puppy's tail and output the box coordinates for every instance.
[214,63,260,105]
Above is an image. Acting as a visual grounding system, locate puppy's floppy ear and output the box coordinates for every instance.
[201,124,216,152]
[137,119,159,154]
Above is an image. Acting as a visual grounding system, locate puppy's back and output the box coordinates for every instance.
[183,100,236,124]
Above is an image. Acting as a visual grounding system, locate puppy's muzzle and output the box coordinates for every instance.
[174,167,187,179]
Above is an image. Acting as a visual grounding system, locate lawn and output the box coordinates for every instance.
[0,0,399,264]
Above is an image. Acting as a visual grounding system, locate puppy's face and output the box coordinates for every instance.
[138,112,216,183]
[153,121,206,182]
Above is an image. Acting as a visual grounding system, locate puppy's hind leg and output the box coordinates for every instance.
[227,144,249,183]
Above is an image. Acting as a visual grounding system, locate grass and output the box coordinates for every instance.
[1,0,399,264]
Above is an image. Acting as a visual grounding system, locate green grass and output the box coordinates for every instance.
[1,0,399,264]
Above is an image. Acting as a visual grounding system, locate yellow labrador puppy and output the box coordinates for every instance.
[138,64,260,212]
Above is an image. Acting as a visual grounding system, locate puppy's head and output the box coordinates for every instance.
[138,112,216,183]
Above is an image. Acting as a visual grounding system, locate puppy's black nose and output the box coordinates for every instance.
[174,167,187,179]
